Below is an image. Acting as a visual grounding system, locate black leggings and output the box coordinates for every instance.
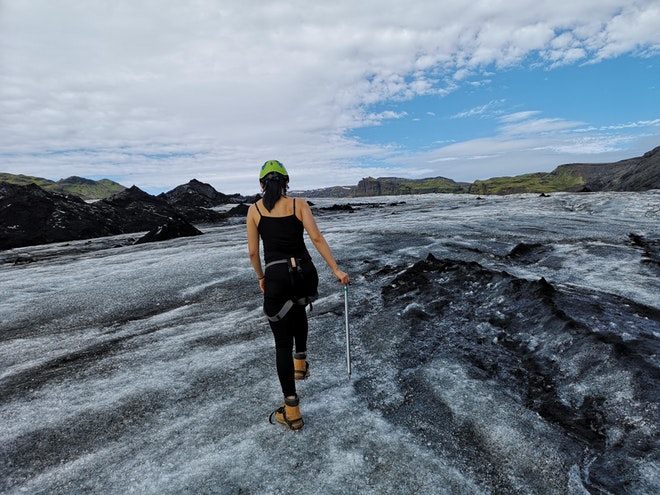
[268,303,308,398]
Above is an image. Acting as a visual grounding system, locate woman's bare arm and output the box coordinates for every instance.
[298,199,350,284]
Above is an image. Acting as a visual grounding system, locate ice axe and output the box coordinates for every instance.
[343,284,351,378]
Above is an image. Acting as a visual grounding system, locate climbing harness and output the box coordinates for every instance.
[264,257,318,322]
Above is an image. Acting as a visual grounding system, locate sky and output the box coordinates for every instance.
[1,0,659,195]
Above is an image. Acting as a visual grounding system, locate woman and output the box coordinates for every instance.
[247,160,350,430]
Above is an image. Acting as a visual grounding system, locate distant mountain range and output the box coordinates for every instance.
[292,146,660,197]
[1,148,658,250]
[2,146,658,201]
[470,146,660,195]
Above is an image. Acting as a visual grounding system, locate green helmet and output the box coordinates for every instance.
[259,159,288,180]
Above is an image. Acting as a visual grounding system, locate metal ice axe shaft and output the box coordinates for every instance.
[343,284,351,378]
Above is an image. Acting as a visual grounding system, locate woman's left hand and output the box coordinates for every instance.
[333,268,350,285]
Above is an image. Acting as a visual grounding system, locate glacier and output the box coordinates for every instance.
[1,191,658,494]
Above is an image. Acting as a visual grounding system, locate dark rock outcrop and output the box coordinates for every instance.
[0,183,227,250]
[157,180,259,222]
[601,146,660,191]
[557,146,660,192]
[134,218,203,244]
[0,183,124,250]
[158,179,233,207]
[375,253,659,494]
[627,232,660,265]
[319,203,355,212]
[98,186,185,232]
[225,203,250,217]
[355,176,469,197]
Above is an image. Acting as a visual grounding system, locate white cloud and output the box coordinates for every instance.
[499,111,543,123]
[0,0,658,193]
[452,100,506,119]
[498,116,585,136]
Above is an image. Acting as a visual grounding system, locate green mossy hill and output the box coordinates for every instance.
[0,173,55,189]
[355,176,469,197]
[0,173,126,200]
[469,169,585,195]
[468,147,660,195]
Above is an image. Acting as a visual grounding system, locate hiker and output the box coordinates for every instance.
[246,160,350,430]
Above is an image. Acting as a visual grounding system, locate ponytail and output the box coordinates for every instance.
[261,172,288,211]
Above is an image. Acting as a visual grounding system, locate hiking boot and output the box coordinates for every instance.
[269,395,304,430]
[294,352,310,380]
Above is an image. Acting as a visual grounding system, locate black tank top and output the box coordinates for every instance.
[256,198,311,263]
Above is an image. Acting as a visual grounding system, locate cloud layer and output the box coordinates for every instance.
[1,0,659,193]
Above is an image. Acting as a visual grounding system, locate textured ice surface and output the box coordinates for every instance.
[1,191,658,494]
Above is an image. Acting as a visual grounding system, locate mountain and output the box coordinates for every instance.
[470,146,660,194]
[4,146,657,201]
[2,147,658,249]
[293,146,660,197]
[0,173,126,200]
[291,177,469,198]
[290,185,357,198]
[355,176,470,196]
[561,146,660,192]
[56,176,127,199]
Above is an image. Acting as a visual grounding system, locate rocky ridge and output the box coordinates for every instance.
[0,181,253,251]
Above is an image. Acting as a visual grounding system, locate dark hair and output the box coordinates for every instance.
[261,172,289,211]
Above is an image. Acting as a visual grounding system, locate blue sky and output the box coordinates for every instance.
[358,57,658,150]
[351,55,659,180]
[1,1,659,195]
